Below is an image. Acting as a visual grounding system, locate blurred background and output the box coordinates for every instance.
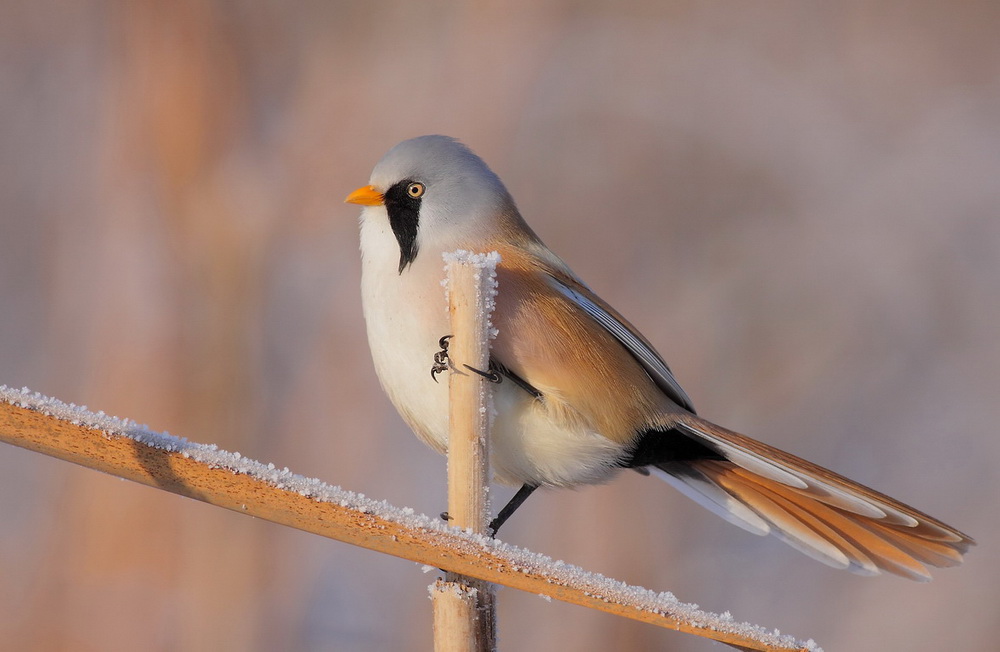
[1,1,997,650]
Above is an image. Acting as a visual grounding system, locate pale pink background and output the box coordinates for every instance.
[1,2,997,650]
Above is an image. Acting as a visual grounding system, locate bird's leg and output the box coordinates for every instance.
[462,362,502,384]
[431,334,502,384]
[488,484,538,536]
[430,335,452,382]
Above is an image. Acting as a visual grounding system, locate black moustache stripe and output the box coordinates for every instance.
[383,180,421,274]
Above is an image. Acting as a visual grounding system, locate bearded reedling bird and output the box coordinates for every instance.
[346,135,973,580]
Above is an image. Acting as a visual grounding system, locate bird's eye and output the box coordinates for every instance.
[406,182,425,199]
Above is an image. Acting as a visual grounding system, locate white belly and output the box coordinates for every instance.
[358,213,625,487]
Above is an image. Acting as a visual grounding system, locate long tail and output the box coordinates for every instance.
[652,414,975,580]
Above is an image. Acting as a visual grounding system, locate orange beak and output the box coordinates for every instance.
[345,184,385,206]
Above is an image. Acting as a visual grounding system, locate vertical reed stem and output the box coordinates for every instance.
[432,252,499,652]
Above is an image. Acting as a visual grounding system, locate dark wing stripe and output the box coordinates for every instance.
[548,275,695,411]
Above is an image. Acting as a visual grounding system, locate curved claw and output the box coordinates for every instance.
[430,334,453,383]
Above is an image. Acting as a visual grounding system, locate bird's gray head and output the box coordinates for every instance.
[347,135,516,273]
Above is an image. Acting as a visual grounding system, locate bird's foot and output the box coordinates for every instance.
[430,335,501,384]
[430,335,452,382]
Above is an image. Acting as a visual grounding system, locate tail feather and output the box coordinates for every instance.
[863,519,965,568]
[652,415,974,580]
[701,460,881,575]
[649,464,771,536]
[713,459,932,580]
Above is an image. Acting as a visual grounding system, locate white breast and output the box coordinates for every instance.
[359,211,452,452]
[358,209,627,488]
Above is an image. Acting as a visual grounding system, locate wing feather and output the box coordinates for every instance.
[546,273,695,412]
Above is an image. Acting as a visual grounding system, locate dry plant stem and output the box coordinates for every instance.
[0,400,812,652]
[445,260,492,534]
[433,258,497,652]
[432,578,495,652]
